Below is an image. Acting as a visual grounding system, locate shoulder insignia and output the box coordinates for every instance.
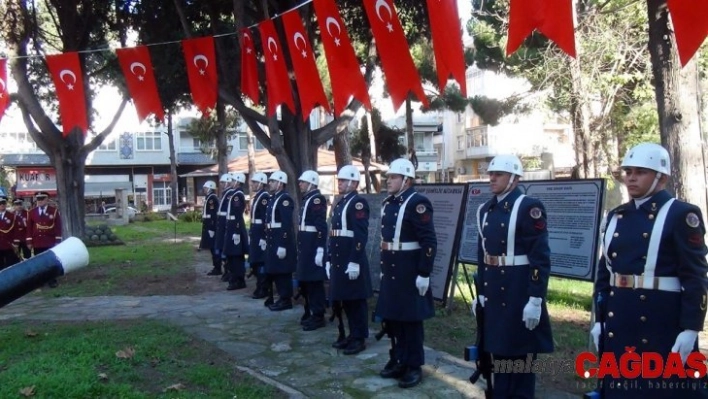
[687,212,701,228]
[355,202,364,210]
[283,200,290,207]
[314,198,321,205]
[530,207,542,219]
[416,204,426,214]
[262,199,268,205]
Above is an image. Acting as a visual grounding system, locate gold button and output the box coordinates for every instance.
[643,233,649,238]
[501,287,505,291]
[484,222,488,226]
[502,303,506,307]
[613,233,619,237]
[392,276,396,280]
[484,282,488,286]
[394,213,398,216]
[501,223,505,227]
[501,270,505,275]
[392,264,395,267]
[640,316,646,322]
[611,252,617,258]
[649,214,655,220]
[381,261,383,264]
[610,291,614,296]
[608,312,614,317]
[608,332,614,338]
[642,339,648,344]
[640,295,646,300]
[501,240,505,244]
[642,256,647,260]
[618,215,623,219]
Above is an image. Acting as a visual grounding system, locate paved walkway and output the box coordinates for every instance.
[1,260,579,399]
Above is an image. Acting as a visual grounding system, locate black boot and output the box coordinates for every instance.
[300,311,312,326]
[342,338,366,355]
[302,315,325,331]
[380,350,405,379]
[221,272,231,282]
[227,278,246,290]
[268,298,293,311]
[263,296,274,307]
[206,268,222,276]
[332,335,350,349]
[398,366,422,388]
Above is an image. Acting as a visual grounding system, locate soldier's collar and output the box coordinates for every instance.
[637,190,671,213]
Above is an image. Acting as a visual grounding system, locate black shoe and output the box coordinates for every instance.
[302,316,325,331]
[380,362,405,379]
[264,297,274,307]
[342,339,366,355]
[48,278,59,288]
[206,269,222,276]
[398,367,422,388]
[226,281,246,290]
[332,336,350,349]
[300,312,312,326]
[269,299,293,311]
[252,289,267,299]
[221,272,231,282]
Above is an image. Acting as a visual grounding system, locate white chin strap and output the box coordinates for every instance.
[636,173,662,200]
[395,177,409,196]
[502,175,515,194]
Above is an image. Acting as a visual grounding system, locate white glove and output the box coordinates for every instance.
[326,262,331,279]
[208,230,214,238]
[671,330,699,364]
[315,247,324,267]
[277,247,286,259]
[471,295,486,317]
[259,239,266,251]
[232,234,240,245]
[345,263,360,280]
[590,322,602,351]
[380,272,383,280]
[415,276,430,296]
[522,297,542,330]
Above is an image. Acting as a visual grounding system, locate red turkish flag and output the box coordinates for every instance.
[181,37,218,114]
[258,19,295,116]
[313,0,371,116]
[282,9,331,121]
[425,0,467,97]
[240,28,260,105]
[116,46,164,122]
[363,0,428,110]
[507,0,576,58]
[668,0,708,66]
[0,59,8,124]
[45,52,89,136]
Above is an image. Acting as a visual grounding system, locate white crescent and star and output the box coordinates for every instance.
[193,54,209,75]
[267,37,279,61]
[293,32,308,58]
[59,69,77,90]
[325,17,342,46]
[243,32,253,54]
[375,0,395,32]
[129,62,146,81]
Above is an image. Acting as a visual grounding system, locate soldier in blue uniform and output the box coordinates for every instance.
[223,172,249,291]
[296,170,328,331]
[210,173,235,277]
[375,158,437,389]
[199,181,219,274]
[475,154,553,399]
[591,143,708,399]
[328,165,372,354]
[248,172,270,299]
[264,170,297,311]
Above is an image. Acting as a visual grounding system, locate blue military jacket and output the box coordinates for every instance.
[199,190,218,250]
[214,187,235,254]
[328,191,372,301]
[296,189,328,281]
[222,187,248,257]
[374,187,437,322]
[476,186,553,356]
[248,189,270,264]
[264,190,296,274]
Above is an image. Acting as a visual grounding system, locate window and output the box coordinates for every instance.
[98,138,117,151]
[457,136,464,151]
[468,126,488,147]
[153,181,172,206]
[235,132,265,150]
[136,132,162,151]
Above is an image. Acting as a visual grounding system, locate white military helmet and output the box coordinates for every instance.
[621,143,671,176]
[299,170,319,186]
[386,158,416,178]
[231,172,246,184]
[220,173,234,183]
[337,165,360,182]
[251,172,268,185]
[203,180,217,190]
[270,170,288,184]
[488,155,523,176]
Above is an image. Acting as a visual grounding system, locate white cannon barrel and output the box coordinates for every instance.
[0,237,89,308]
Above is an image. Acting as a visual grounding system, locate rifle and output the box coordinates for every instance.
[466,273,493,399]
[328,300,345,343]
[583,293,606,399]
[293,280,310,322]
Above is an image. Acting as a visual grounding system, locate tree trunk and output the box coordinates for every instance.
[333,126,352,169]
[247,128,256,178]
[568,55,595,178]
[647,0,708,215]
[215,101,229,176]
[51,130,88,239]
[167,112,179,213]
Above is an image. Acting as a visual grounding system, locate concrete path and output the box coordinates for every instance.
[1,260,579,399]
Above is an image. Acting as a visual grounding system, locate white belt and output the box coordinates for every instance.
[267,223,282,229]
[483,254,530,266]
[227,216,236,220]
[381,241,421,251]
[217,212,227,216]
[610,273,681,292]
[203,215,211,219]
[330,229,354,237]
[252,219,263,224]
[299,226,317,232]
